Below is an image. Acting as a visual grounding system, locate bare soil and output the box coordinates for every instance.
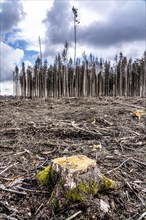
[0,97,146,220]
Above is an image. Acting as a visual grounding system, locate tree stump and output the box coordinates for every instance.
[36,155,118,208]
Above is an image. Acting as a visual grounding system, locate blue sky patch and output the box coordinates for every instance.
[23,50,39,65]
[4,32,28,50]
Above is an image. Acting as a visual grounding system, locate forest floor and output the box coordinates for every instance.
[0,97,146,220]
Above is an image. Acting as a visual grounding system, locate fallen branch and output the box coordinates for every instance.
[15,186,49,194]
[0,127,22,133]
[138,211,146,220]
[106,158,131,174]
[131,158,146,166]
[107,155,146,174]
[34,203,44,216]
[0,145,14,149]
[13,149,31,157]
[0,164,15,176]
[125,181,145,206]
[71,121,100,135]
[0,214,18,220]
[66,211,82,220]
[113,101,146,110]
[121,127,141,136]
[103,119,113,126]
[0,185,26,195]
[115,136,136,142]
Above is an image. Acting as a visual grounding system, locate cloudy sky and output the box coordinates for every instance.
[0,0,146,95]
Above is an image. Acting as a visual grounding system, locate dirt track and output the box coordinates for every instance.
[0,97,146,219]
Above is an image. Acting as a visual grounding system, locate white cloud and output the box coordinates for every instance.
[16,0,53,51]
[75,40,145,61]
[1,0,145,96]
[1,42,24,82]
[0,0,25,33]
[43,0,145,60]
[72,0,114,24]
[0,81,13,96]
[24,60,33,67]
[0,42,34,95]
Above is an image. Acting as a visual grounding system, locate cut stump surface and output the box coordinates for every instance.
[36,155,118,208]
[52,155,96,172]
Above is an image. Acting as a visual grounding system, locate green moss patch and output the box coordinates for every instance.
[66,182,98,202]
[103,175,116,190]
[35,164,117,210]
[36,165,52,187]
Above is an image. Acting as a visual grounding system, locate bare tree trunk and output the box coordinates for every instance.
[58,68,61,98]
[78,67,82,97]
[74,68,78,97]
[44,70,47,98]
[139,68,143,97]
[53,67,57,98]
[15,67,19,98]
[89,70,92,97]
[66,66,69,97]
[115,66,118,97]
[95,68,98,97]
[124,65,128,97]
[62,66,66,97]
[119,62,123,96]
[13,72,16,97]
[91,67,96,97]
[102,71,105,96]
[71,68,73,97]
[98,72,102,97]
[143,55,146,97]
[83,64,87,97]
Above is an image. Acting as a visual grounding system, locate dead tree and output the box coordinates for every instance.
[14,66,19,98]
[72,7,79,65]
[26,66,32,98]
[143,52,146,97]
[17,50,145,98]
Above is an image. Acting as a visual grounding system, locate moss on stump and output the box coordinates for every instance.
[36,155,118,209]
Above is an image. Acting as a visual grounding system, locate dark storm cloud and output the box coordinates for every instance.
[43,0,73,56]
[43,0,145,56]
[0,0,25,33]
[43,0,72,44]
[78,1,145,48]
